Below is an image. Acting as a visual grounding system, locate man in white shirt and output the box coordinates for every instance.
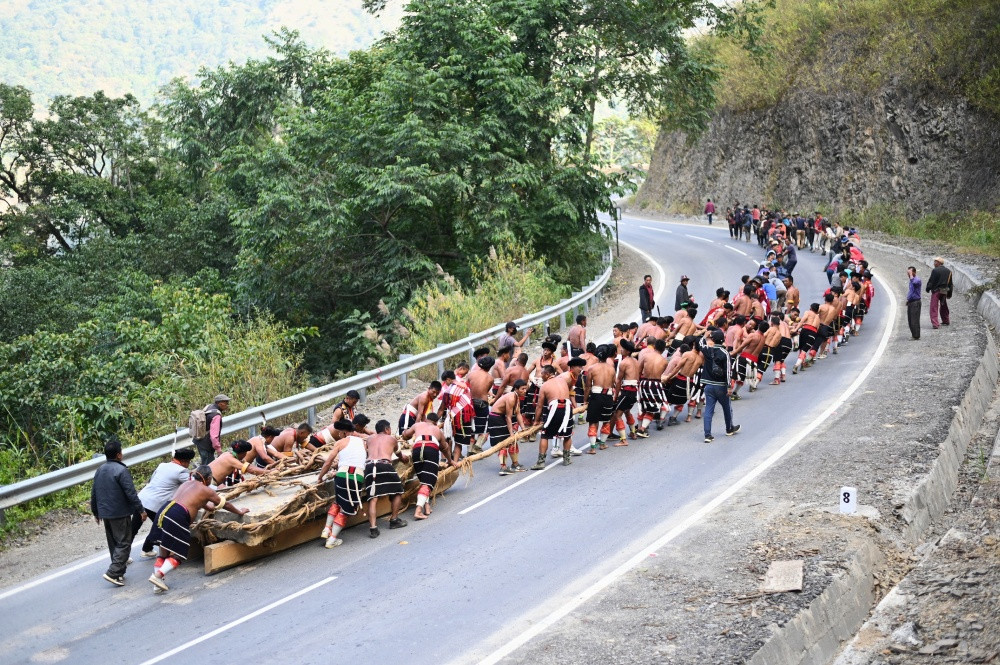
[134,448,195,557]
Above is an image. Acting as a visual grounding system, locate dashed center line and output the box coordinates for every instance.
[639,225,672,234]
[685,234,713,243]
[726,246,747,256]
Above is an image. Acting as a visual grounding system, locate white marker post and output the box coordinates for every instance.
[840,486,858,514]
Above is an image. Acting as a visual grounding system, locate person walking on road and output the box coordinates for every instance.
[193,394,230,466]
[134,447,195,557]
[704,198,715,225]
[639,274,655,322]
[925,257,953,329]
[675,275,694,311]
[698,330,740,443]
[906,266,922,340]
[91,437,145,587]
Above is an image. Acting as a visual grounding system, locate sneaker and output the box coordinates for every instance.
[140,550,157,559]
[325,537,343,549]
[792,364,799,374]
[389,518,408,529]
[666,417,679,427]
[569,446,583,456]
[730,394,741,401]
[320,527,331,539]
[498,466,511,476]
[103,573,125,587]
[148,573,168,591]
[512,464,527,472]
[562,452,572,466]
[369,527,381,538]
[530,456,547,471]
[551,448,563,458]
[126,558,133,565]
[832,348,838,355]
[470,443,484,455]
[655,419,664,431]
[704,434,715,443]
[726,425,741,436]
[635,428,649,438]
[818,354,827,360]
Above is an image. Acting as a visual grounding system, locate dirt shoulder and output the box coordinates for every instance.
[0,245,655,592]
[503,244,996,664]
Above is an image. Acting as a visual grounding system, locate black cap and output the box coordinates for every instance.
[711,330,725,344]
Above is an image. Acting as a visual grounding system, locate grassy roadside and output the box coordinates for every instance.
[842,207,1000,258]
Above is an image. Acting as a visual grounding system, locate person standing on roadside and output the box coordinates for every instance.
[906,266,922,340]
[91,437,145,587]
[498,321,533,352]
[704,198,715,225]
[675,275,694,311]
[925,257,953,329]
[699,330,740,443]
[193,394,230,466]
[639,274,655,322]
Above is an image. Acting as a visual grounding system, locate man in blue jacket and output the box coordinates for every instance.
[91,437,145,586]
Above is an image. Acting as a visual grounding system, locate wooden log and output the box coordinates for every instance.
[202,470,458,574]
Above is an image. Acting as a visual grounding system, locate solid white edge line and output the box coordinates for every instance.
[638,225,672,234]
[459,461,560,515]
[0,553,108,603]
[476,273,897,665]
[726,246,747,256]
[619,239,666,313]
[138,576,337,665]
[684,234,713,243]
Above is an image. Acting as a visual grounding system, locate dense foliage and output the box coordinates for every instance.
[1,0,763,489]
[709,0,1000,117]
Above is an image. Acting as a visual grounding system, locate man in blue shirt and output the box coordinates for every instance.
[906,266,922,340]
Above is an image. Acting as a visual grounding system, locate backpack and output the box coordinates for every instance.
[188,409,208,440]
[706,347,729,382]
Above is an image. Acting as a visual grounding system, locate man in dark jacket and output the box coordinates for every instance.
[639,275,655,322]
[194,394,230,466]
[699,329,740,442]
[91,437,145,586]
[924,257,952,329]
[675,275,694,311]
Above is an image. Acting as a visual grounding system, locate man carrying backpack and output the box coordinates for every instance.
[699,330,740,443]
[192,394,231,466]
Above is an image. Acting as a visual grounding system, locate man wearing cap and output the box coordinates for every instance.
[675,275,694,311]
[194,394,230,466]
[699,330,739,442]
[498,321,533,351]
[639,274,655,322]
[924,257,952,329]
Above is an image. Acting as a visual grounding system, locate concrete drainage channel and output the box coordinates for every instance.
[747,241,1000,665]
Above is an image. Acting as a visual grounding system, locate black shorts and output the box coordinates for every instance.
[613,386,638,413]
[472,399,489,435]
[540,400,573,439]
[411,445,440,490]
[487,413,512,448]
[798,328,817,353]
[774,337,793,363]
[586,392,614,424]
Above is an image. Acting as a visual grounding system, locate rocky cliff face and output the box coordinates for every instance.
[635,87,1000,217]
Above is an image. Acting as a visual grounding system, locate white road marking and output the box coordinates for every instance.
[726,246,747,256]
[685,234,713,243]
[459,461,561,515]
[138,576,337,665]
[638,225,671,234]
[476,274,897,665]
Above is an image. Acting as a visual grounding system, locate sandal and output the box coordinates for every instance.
[770,379,781,385]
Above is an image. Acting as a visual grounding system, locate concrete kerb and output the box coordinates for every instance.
[746,239,1000,665]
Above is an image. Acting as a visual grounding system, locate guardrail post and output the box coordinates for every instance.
[399,353,413,389]
[307,406,316,428]
[359,388,367,405]
[0,508,6,528]
[437,344,446,376]
[249,425,258,438]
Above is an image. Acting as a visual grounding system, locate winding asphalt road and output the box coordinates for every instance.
[0,215,890,665]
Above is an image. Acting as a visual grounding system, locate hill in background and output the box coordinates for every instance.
[0,0,401,103]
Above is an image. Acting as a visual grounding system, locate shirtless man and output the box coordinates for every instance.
[438,370,474,464]
[530,365,576,468]
[363,420,408,538]
[636,338,669,435]
[525,342,556,428]
[401,414,450,519]
[792,303,822,373]
[816,292,839,359]
[783,276,799,313]
[726,314,747,353]
[770,312,794,383]
[467,357,495,451]
[489,381,528,475]
[584,345,616,452]
[244,425,282,468]
[605,339,640,446]
[210,440,271,487]
[553,357,588,456]
[674,342,706,421]
[567,315,587,356]
[759,315,784,385]
[315,420,362,547]
[671,307,702,351]
[147,466,248,591]
[399,381,441,432]
[495,352,530,397]
[270,423,314,456]
[660,340,691,425]
[731,319,764,398]
[490,346,513,397]
[733,284,754,318]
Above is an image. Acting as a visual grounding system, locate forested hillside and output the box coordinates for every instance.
[0,0,401,103]
[0,0,766,509]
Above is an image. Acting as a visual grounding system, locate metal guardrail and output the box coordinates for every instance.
[0,252,613,511]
